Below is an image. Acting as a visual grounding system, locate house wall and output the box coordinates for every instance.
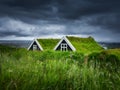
[29,41,41,50]
[56,40,72,51]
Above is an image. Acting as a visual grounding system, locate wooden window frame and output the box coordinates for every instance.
[33,45,37,50]
[61,43,67,51]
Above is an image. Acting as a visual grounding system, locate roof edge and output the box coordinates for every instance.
[54,36,76,51]
[27,39,43,51]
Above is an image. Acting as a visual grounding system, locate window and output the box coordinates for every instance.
[33,45,37,50]
[61,43,67,51]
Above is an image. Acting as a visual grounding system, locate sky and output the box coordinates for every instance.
[0,0,120,42]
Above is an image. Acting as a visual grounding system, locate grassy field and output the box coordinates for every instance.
[0,45,120,90]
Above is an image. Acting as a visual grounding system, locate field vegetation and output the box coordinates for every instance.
[0,45,120,90]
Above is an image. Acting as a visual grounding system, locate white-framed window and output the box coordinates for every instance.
[61,43,67,51]
[33,45,37,50]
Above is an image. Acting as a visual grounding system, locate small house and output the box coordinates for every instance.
[27,39,43,51]
[54,36,76,51]
[28,36,103,52]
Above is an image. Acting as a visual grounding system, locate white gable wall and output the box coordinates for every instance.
[27,39,43,51]
[54,36,76,51]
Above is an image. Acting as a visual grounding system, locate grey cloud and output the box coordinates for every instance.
[0,17,119,42]
[85,14,120,33]
[0,0,119,19]
[0,0,120,42]
[0,18,66,37]
[0,30,29,37]
[57,0,120,19]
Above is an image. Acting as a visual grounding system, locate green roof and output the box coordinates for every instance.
[37,36,103,53]
[37,39,60,50]
[67,36,103,53]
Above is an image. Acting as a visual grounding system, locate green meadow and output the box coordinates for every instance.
[0,44,120,90]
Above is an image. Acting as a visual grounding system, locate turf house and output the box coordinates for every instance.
[28,39,43,51]
[28,36,103,52]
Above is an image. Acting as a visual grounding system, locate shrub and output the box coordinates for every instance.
[88,52,120,72]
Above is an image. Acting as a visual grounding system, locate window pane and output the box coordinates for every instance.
[33,45,37,50]
[61,43,67,51]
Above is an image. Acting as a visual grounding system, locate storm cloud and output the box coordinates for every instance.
[0,0,120,42]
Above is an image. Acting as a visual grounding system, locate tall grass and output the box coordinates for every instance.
[0,45,120,90]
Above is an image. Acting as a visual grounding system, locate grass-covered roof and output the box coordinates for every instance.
[37,36,104,53]
[37,39,60,50]
[66,36,104,53]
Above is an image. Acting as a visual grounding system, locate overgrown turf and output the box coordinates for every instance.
[37,36,104,54]
[67,36,104,54]
[0,45,120,90]
[37,39,60,50]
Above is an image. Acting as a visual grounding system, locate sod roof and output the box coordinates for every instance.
[67,36,104,53]
[37,39,60,50]
[37,36,104,53]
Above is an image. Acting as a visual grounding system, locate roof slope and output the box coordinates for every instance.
[37,39,60,50]
[67,36,103,53]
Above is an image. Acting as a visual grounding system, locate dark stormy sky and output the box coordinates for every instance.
[0,0,120,42]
